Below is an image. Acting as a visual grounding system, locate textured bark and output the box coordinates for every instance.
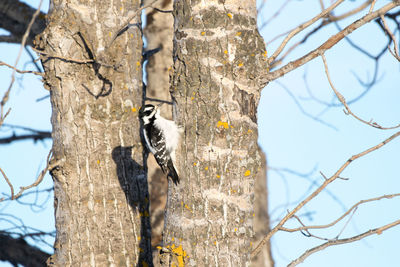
[162,0,268,265]
[37,0,151,265]
[143,0,174,253]
[251,151,274,267]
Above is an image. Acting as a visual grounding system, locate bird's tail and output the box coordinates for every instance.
[167,159,180,185]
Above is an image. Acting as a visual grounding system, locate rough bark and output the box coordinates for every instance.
[143,0,174,253]
[37,0,150,265]
[162,0,268,265]
[251,151,274,267]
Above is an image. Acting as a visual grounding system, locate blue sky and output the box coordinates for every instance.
[0,0,399,266]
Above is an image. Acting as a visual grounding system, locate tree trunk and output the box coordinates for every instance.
[252,151,274,267]
[38,0,151,265]
[143,0,174,254]
[162,1,268,265]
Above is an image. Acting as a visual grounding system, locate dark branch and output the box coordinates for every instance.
[0,232,50,267]
[0,0,46,45]
[0,132,51,144]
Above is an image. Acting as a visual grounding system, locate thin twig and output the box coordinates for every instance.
[0,168,14,200]
[12,149,54,200]
[108,0,159,48]
[369,0,377,14]
[0,0,43,127]
[321,53,400,129]
[268,0,345,65]
[0,60,43,76]
[31,47,95,64]
[280,193,400,233]
[270,1,373,68]
[380,15,400,61]
[287,219,400,267]
[251,130,400,258]
[264,1,400,82]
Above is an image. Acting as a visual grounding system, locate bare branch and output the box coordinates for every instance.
[0,132,51,144]
[108,0,159,48]
[0,0,46,45]
[276,81,338,130]
[251,130,400,258]
[0,60,44,76]
[12,149,53,200]
[268,0,345,65]
[380,15,400,61]
[265,1,400,82]
[270,1,373,68]
[321,53,400,130]
[0,231,50,266]
[1,0,43,127]
[280,193,400,233]
[369,0,377,14]
[259,0,292,30]
[287,219,400,267]
[0,168,14,201]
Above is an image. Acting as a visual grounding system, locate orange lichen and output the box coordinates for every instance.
[131,107,137,112]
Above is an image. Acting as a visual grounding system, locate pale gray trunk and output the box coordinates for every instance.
[161,1,268,266]
[38,0,150,265]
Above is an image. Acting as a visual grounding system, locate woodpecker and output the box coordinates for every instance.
[139,104,181,185]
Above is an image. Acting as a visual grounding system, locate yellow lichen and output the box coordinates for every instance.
[227,13,233,19]
[224,50,228,54]
[217,121,229,129]
[96,160,100,164]
[131,107,137,112]
[236,32,242,36]
[171,244,187,267]
[216,174,221,178]
[244,170,251,176]
[204,166,208,170]
[237,62,244,67]
[201,31,206,36]
[184,204,192,212]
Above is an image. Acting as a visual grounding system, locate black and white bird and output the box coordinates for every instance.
[139,104,181,185]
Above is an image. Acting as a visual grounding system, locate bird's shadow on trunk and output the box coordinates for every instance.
[112,146,153,267]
